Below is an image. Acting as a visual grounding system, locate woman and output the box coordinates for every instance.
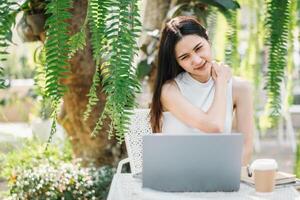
[149,16,254,165]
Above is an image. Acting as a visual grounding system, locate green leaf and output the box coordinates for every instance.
[69,28,86,57]
[198,0,240,10]
[85,0,142,142]
[264,0,290,123]
[44,0,73,142]
[0,0,16,89]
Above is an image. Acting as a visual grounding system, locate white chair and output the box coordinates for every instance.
[116,109,152,174]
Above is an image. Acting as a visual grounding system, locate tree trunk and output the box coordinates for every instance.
[58,0,123,167]
[55,0,174,166]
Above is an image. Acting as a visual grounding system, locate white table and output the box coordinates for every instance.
[107,174,300,200]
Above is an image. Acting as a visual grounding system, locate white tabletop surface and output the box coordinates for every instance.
[107,173,300,200]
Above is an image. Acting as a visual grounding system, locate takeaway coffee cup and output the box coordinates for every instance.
[248,159,278,193]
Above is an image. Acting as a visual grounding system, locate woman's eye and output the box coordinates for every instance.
[181,55,188,60]
[195,46,202,51]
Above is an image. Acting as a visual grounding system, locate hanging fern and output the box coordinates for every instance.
[33,46,55,120]
[223,10,240,75]
[90,0,141,142]
[44,0,73,145]
[284,0,297,109]
[264,0,290,122]
[69,28,86,58]
[68,0,91,58]
[88,0,109,62]
[0,0,17,89]
[83,66,101,121]
[83,0,111,120]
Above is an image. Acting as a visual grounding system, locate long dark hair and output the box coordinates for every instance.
[150,16,209,132]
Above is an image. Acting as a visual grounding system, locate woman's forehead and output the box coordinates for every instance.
[175,35,206,55]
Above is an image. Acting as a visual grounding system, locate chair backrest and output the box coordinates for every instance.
[125,109,152,175]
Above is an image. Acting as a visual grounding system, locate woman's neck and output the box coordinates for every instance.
[189,73,211,83]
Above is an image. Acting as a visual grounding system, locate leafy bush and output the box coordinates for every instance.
[0,138,72,181]
[9,163,114,200]
[0,138,114,200]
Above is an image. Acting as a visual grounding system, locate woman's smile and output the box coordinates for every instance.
[194,60,208,70]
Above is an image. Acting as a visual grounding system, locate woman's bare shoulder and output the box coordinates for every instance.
[232,77,253,93]
[161,80,179,97]
[232,77,253,102]
[161,80,181,112]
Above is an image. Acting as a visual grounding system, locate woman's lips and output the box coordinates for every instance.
[194,61,207,70]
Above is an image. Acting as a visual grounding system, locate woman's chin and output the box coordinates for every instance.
[197,66,211,79]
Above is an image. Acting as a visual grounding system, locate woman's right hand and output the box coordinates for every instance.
[211,61,232,85]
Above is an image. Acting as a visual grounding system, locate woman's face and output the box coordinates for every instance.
[175,34,212,82]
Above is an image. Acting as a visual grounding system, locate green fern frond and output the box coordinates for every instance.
[264,0,290,121]
[83,65,101,121]
[91,104,109,137]
[45,0,72,100]
[223,10,240,75]
[69,28,86,57]
[94,0,141,142]
[33,46,55,120]
[44,0,73,141]
[88,0,109,62]
[0,0,17,89]
[83,0,111,119]
[45,107,58,150]
[69,0,90,58]
[284,0,297,109]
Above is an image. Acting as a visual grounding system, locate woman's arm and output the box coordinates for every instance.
[232,78,254,166]
[161,64,230,133]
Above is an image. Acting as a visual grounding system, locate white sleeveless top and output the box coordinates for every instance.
[162,72,233,134]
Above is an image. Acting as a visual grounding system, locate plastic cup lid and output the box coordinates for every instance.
[250,159,278,171]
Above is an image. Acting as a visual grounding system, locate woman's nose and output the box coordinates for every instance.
[191,53,203,65]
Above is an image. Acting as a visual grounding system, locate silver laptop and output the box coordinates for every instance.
[142,134,243,192]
